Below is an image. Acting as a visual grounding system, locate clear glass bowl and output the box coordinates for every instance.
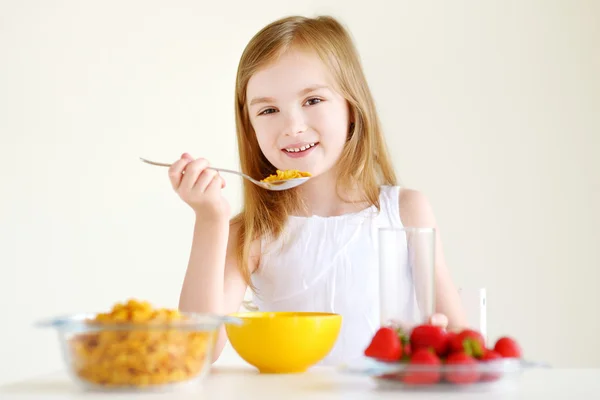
[342,356,547,392]
[38,312,240,391]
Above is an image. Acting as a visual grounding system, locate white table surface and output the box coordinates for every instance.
[1,364,599,400]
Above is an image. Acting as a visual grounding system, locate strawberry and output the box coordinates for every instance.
[409,324,449,356]
[402,348,442,385]
[449,329,485,358]
[480,349,503,382]
[446,331,457,345]
[445,352,481,384]
[494,337,522,358]
[364,327,402,362]
[482,348,502,360]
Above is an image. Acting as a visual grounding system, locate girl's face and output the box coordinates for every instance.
[246,48,351,178]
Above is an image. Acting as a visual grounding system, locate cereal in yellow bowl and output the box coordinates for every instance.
[38,299,240,390]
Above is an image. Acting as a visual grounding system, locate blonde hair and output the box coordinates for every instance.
[231,15,398,287]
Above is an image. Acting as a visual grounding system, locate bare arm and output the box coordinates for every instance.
[398,188,468,330]
[169,154,260,362]
[178,219,259,362]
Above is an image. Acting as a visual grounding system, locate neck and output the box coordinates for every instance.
[294,168,369,217]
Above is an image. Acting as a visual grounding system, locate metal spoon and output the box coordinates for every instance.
[139,157,310,191]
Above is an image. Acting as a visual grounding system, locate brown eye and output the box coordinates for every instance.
[305,98,322,106]
[259,108,277,116]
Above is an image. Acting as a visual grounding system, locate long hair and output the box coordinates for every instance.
[231,15,397,288]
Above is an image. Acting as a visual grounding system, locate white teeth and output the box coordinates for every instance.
[285,143,316,153]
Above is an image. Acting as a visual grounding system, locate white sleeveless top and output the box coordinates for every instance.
[250,185,419,365]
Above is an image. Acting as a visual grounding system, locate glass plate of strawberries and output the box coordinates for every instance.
[341,324,548,390]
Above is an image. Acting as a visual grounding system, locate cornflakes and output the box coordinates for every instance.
[261,169,311,183]
[67,299,211,388]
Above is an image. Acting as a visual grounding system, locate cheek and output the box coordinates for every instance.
[252,120,280,154]
[312,107,349,146]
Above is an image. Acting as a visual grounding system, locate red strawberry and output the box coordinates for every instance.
[364,327,402,362]
[494,337,522,358]
[449,329,485,358]
[445,352,481,384]
[403,348,442,385]
[409,324,449,356]
[480,349,503,382]
[446,331,457,345]
[482,348,502,360]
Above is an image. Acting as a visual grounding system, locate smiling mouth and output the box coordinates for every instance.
[282,142,319,153]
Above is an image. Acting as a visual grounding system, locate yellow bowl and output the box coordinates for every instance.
[225,312,342,373]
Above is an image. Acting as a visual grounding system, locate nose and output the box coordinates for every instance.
[282,109,307,137]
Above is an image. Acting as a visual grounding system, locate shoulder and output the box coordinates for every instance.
[397,188,437,228]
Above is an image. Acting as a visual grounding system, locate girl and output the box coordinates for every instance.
[169,15,467,364]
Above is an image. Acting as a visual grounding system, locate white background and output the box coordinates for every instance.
[1,0,598,385]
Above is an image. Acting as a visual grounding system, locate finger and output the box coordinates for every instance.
[219,173,226,189]
[181,158,209,191]
[181,152,194,161]
[168,157,193,190]
[205,174,224,195]
[194,168,219,193]
[429,313,449,329]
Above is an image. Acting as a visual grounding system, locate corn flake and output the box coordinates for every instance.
[67,299,211,388]
[261,169,311,183]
